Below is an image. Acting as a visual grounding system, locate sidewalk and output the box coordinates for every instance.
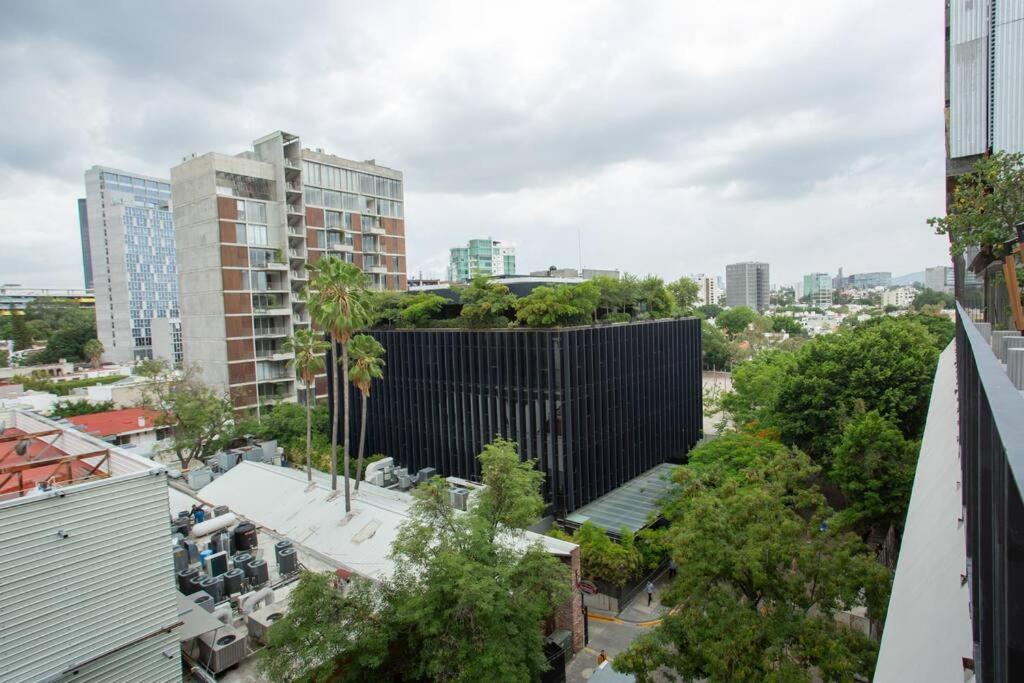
[616,572,671,623]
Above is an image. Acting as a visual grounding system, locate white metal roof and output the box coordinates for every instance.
[194,462,575,581]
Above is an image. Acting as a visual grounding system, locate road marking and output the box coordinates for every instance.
[588,612,662,628]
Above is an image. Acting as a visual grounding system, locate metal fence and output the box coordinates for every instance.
[955,303,1024,681]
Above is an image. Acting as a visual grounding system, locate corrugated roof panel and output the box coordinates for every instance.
[994,0,1024,153]
[0,473,180,682]
[949,0,990,157]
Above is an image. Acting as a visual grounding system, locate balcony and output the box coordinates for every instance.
[290,269,308,281]
[329,241,354,253]
[876,305,1024,682]
[255,348,294,362]
[364,264,387,275]
[363,223,386,236]
[283,158,300,170]
[251,258,288,271]
[253,326,289,338]
[286,203,304,216]
[288,248,306,260]
[285,181,302,194]
[253,305,291,317]
[292,315,310,326]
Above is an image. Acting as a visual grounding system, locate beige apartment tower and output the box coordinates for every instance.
[171,131,406,416]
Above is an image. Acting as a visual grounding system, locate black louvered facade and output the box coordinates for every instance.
[330,318,702,516]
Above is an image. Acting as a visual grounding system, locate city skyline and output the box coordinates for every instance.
[0,1,949,288]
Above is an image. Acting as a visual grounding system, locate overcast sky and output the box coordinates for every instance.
[0,1,950,288]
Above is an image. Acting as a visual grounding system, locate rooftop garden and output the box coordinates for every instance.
[366,274,701,330]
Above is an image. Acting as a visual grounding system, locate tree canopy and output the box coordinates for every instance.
[701,320,733,370]
[514,284,597,327]
[715,306,760,336]
[260,438,570,682]
[616,448,889,683]
[911,288,955,311]
[666,277,700,314]
[928,150,1024,256]
[457,277,517,327]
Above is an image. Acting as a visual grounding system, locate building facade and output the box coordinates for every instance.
[882,286,918,308]
[448,239,516,282]
[333,319,703,515]
[802,272,833,307]
[847,271,892,289]
[171,130,406,415]
[925,265,954,293]
[691,273,722,306]
[83,166,179,365]
[78,197,93,290]
[725,262,769,311]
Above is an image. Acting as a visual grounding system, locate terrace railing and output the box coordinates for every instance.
[955,303,1024,681]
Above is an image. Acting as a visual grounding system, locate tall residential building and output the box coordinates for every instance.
[691,273,721,306]
[725,262,769,312]
[802,272,833,307]
[77,198,93,290]
[448,239,516,282]
[925,265,954,293]
[83,166,180,364]
[171,130,406,416]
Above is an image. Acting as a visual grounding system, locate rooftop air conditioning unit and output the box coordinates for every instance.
[417,467,437,483]
[215,450,243,473]
[368,470,385,487]
[449,487,469,511]
[247,604,287,644]
[197,627,248,673]
[187,468,214,489]
[397,473,413,491]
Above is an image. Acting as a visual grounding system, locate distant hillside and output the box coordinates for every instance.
[893,271,924,286]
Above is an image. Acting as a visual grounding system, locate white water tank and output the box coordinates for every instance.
[190,513,237,538]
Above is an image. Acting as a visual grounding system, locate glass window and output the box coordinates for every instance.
[247,225,269,246]
[236,199,246,221]
[235,224,246,243]
[103,172,117,183]
[246,201,267,224]
[323,190,341,209]
[325,211,341,229]
[304,187,322,206]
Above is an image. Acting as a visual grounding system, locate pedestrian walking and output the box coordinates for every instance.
[597,649,608,666]
[668,557,677,579]
[646,580,655,606]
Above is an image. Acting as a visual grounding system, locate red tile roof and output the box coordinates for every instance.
[67,408,162,438]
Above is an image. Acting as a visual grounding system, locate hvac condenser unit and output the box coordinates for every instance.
[449,487,469,511]
[197,627,248,673]
[247,604,287,644]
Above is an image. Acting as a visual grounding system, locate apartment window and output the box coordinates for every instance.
[325,210,341,229]
[304,187,322,206]
[392,255,400,271]
[322,190,341,209]
[312,230,326,249]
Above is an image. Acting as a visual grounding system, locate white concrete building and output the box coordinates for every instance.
[882,287,918,308]
[0,409,180,682]
[83,166,180,365]
[691,273,721,306]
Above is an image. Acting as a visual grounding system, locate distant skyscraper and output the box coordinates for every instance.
[83,166,179,365]
[848,272,892,289]
[725,262,769,312]
[802,272,834,307]
[448,239,516,282]
[77,198,93,290]
[925,266,954,293]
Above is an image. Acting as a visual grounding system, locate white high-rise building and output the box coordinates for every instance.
[691,274,721,306]
[83,166,181,365]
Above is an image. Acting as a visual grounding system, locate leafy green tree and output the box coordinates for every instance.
[682,432,790,484]
[592,275,630,315]
[928,150,1024,256]
[83,338,104,368]
[715,306,760,337]
[554,520,643,587]
[11,315,32,351]
[347,334,385,490]
[831,410,918,534]
[458,277,517,327]
[514,284,595,327]
[667,276,701,315]
[136,359,234,468]
[363,290,406,327]
[616,449,888,683]
[911,288,954,310]
[697,303,723,319]
[49,399,115,418]
[637,276,675,318]
[283,329,330,480]
[700,320,732,370]
[768,315,804,335]
[381,439,570,682]
[33,318,97,363]
[260,571,390,682]
[397,292,446,327]
[305,257,369,509]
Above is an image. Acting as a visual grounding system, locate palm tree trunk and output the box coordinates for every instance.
[305,375,313,481]
[355,391,367,491]
[330,335,339,491]
[342,342,351,513]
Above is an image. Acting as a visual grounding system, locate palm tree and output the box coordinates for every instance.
[347,334,385,490]
[304,257,369,513]
[282,329,329,481]
[83,338,104,369]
